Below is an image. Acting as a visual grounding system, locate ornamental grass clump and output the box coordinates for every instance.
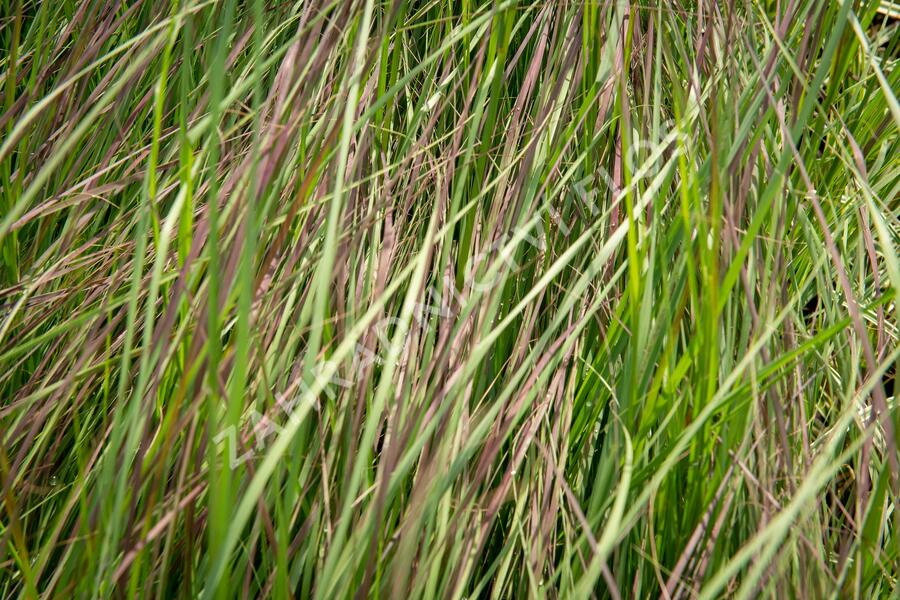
[0,0,898,597]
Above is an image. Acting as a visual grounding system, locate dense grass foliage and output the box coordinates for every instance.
[0,0,898,597]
